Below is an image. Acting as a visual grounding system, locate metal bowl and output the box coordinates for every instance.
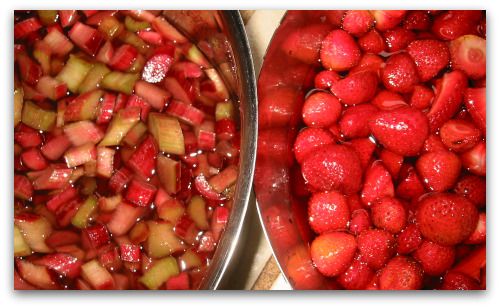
[165,10,257,289]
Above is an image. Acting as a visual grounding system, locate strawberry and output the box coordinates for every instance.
[383,27,416,52]
[314,70,340,89]
[357,229,396,269]
[416,150,462,192]
[460,141,486,176]
[358,29,385,54]
[301,144,363,194]
[427,70,469,132]
[320,29,361,71]
[413,240,455,276]
[330,70,379,105]
[370,10,407,31]
[407,39,450,82]
[403,11,431,31]
[371,197,407,234]
[379,149,403,179]
[342,10,374,36]
[441,271,481,290]
[336,256,374,290]
[282,24,332,64]
[452,245,486,281]
[378,256,423,290]
[439,119,482,153]
[464,212,486,244]
[454,175,486,207]
[339,104,378,139]
[396,165,426,201]
[349,53,384,76]
[381,53,419,93]
[308,191,350,234]
[293,127,335,164]
[370,90,407,111]
[349,209,371,235]
[432,10,483,41]
[409,85,434,110]
[416,193,479,246]
[369,107,429,156]
[302,92,341,128]
[310,231,357,277]
[449,35,486,79]
[285,245,325,290]
[396,223,422,255]
[464,87,486,135]
[345,138,376,170]
[360,161,394,207]
[422,134,447,153]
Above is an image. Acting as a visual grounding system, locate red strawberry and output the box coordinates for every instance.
[396,223,422,255]
[314,70,341,89]
[349,209,371,235]
[452,245,486,281]
[454,175,486,207]
[432,10,483,41]
[464,87,486,135]
[360,161,394,207]
[416,192,479,245]
[310,231,357,277]
[413,240,456,276]
[396,163,426,201]
[441,271,480,290]
[379,256,423,290]
[308,191,350,234]
[379,149,403,179]
[409,85,434,110]
[349,53,384,76]
[320,29,361,71]
[383,27,416,52]
[449,35,486,79]
[293,128,335,164]
[358,29,385,54]
[416,150,462,192]
[381,53,419,93]
[403,11,431,31]
[285,245,324,290]
[339,104,378,139]
[371,197,407,234]
[336,256,374,290]
[302,92,341,128]
[369,107,429,156]
[301,144,363,194]
[439,119,482,153]
[330,71,379,105]
[357,229,396,269]
[342,10,374,36]
[370,90,407,111]
[407,39,450,82]
[426,70,469,132]
[346,138,376,169]
[371,10,407,31]
[282,24,332,64]
[464,212,486,244]
[423,134,447,153]
[461,141,486,176]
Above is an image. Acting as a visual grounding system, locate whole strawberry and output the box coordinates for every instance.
[381,53,419,93]
[310,231,357,277]
[379,256,424,290]
[413,240,456,276]
[308,191,350,234]
[416,150,462,192]
[407,39,450,82]
[357,229,396,269]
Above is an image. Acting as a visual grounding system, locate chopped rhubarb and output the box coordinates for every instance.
[108,167,134,193]
[64,143,97,167]
[120,244,141,262]
[187,195,209,230]
[98,195,122,212]
[139,256,179,290]
[14,174,34,201]
[211,206,229,242]
[141,45,175,83]
[166,100,205,126]
[99,107,141,146]
[15,17,42,39]
[68,22,104,56]
[157,154,181,194]
[138,30,164,46]
[123,121,148,147]
[107,202,145,236]
[184,44,211,68]
[96,147,115,178]
[33,40,52,75]
[215,101,235,121]
[22,101,56,131]
[78,63,111,93]
[72,195,98,228]
[152,16,188,44]
[81,259,115,289]
[64,120,104,146]
[146,220,185,258]
[157,199,185,224]
[98,16,124,40]
[32,167,73,190]
[59,10,79,28]
[14,225,32,257]
[65,90,103,122]
[35,253,82,279]
[126,134,157,177]
[46,230,81,248]
[203,68,230,101]
[166,272,190,290]
[21,147,49,170]
[124,15,151,32]
[43,29,74,56]
[208,165,238,193]
[82,223,110,249]
[125,94,151,121]
[194,174,225,201]
[164,77,193,104]
[46,186,78,212]
[178,249,202,270]
[96,40,114,64]
[16,259,58,290]
[14,87,24,127]
[125,179,157,207]
[196,120,216,150]
[14,213,53,253]
[96,92,116,124]
[101,71,139,94]
[109,44,138,71]
[41,134,72,160]
[56,55,93,93]
[148,113,185,155]
[129,221,150,244]
[36,76,67,101]
[135,80,171,110]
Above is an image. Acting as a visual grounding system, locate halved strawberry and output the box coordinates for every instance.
[450,35,486,79]
[464,212,486,244]
[416,150,462,192]
[330,70,379,105]
[378,256,423,290]
[460,141,486,176]
[452,244,486,281]
[381,53,419,93]
[464,87,486,135]
[407,39,450,82]
[440,119,482,153]
[360,161,394,207]
[311,231,357,277]
[320,29,361,71]
[431,10,483,41]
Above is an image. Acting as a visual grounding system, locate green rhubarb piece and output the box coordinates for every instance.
[22,101,56,131]
[139,257,179,290]
[37,10,58,25]
[148,113,185,155]
[204,68,230,100]
[156,155,180,194]
[71,195,97,228]
[123,121,148,147]
[14,214,53,253]
[101,71,139,95]
[127,54,145,73]
[56,55,93,93]
[125,15,151,32]
[14,87,24,127]
[185,44,211,68]
[215,101,234,121]
[69,90,103,121]
[178,249,202,270]
[14,225,32,257]
[119,31,148,54]
[78,63,111,94]
[99,107,141,146]
[98,16,124,40]
[33,41,51,75]
[145,221,185,258]
[187,195,209,230]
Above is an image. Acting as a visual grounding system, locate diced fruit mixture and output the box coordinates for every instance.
[257,10,486,290]
[14,10,239,290]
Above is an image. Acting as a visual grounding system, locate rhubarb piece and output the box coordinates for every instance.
[208,165,238,194]
[82,223,110,249]
[107,202,145,236]
[139,256,179,290]
[68,22,104,56]
[152,16,188,43]
[148,112,185,155]
[96,92,116,124]
[203,68,229,100]
[98,16,124,40]
[40,135,71,161]
[56,55,93,93]
[166,272,190,290]
[126,135,158,179]
[32,41,52,75]
[71,195,98,228]
[164,77,192,104]
[99,107,141,146]
[178,249,202,270]
[125,15,151,32]
[134,80,171,110]
[14,225,32,257]
[21,101,56,131]
[138,30,164,46]
[32,167,73,190]
[108,167,133,193]
[14,213,53,253]
[196,120,216,150]
[37,10,58,25]
[35,253,83,279]
[125,179,157,207]
[36,76,67,101]
[78,63,111,94]
[59,10,79,28]
[215,101,234,121]
[123,121,147,147]
[109,44,138,71]
[64,143,97,167]
[14,175,33,201]
[98,195,122,212]
[141,46,174,83]
[118,30,149,54]
[64,120,103,146]
[14,17,42,39]
[187,195,209,230]
[43,28,74,56]
[185,44,211,68]
[157,199,184,224]
[16,259,58,290]
[81,259,115,290]
[156,154,181,194]
[65,91,103,122]
[101,71,139,95]
[166,100,205,126]
[145,220,185,258]
[14,87,24,127]
[95,147,115,178]
[21,147,48,170]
